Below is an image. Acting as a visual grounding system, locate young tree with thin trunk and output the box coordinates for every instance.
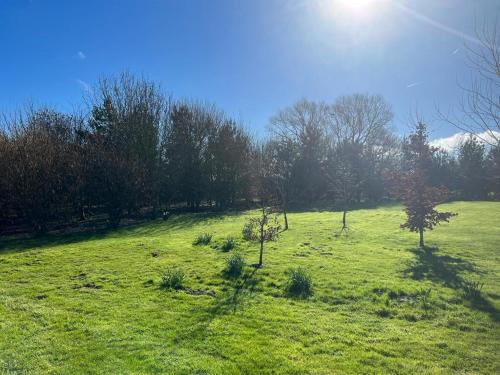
[242,207,281,267]
[325,94,396,231]
[324,140,364,233]
[264,139,296,230]
[397,123,456,247]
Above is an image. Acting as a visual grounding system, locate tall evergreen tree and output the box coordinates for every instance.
[206,120,252,208]
[486,143,500,199]
[458,136,487,199]
[397,123,456,247]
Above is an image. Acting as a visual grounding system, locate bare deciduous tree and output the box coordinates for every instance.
[440,20,500,145]
[263,139,297,230]
[243,207,281,267]
[328,94,395,148]
[325,94,395,232]
[268,99,329,203]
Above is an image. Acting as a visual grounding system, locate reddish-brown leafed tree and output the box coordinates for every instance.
[397,123,456,247]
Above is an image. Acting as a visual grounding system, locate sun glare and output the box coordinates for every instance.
[336,0,381,18]
[339,0,376,13]
[314,0,391,31]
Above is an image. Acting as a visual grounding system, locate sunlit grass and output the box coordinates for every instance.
[0,202,499,373]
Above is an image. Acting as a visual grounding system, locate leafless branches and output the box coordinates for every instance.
[440,18,500,145]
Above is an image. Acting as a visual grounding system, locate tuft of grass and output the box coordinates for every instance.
[420,288,432,315]
[159,268,185,290]
[284,267,313,298]
[461,279,484,300]
[192,233,212,246]
[376,307,392,318]
[221,237,236,252]
[224,252,245,278]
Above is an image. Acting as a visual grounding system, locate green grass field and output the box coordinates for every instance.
[0,202,499,374]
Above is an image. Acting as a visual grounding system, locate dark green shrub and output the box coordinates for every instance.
[221,237,236,252]
[193,233,212,246]
[285,267,313,298]
[224,253,245,278]
[160,268,185,290]
[242,222,253,241]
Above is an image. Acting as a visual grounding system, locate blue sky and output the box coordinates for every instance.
[0,0,498,142]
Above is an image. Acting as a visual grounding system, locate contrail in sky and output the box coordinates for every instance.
[391,1,482,46]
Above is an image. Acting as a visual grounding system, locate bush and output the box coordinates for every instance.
[193,233,212,246]
[242,222,254,241]
[461,279,483,300]
[285,267,313,298]
[224,253,245,278]
[160,268,185,290]
[221,237,236,252]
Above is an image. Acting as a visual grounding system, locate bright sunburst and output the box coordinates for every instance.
[315,0,389,25]
[335,0,382,19]
[338,0,378,13]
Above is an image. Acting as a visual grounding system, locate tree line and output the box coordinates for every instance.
[0,73,499,234]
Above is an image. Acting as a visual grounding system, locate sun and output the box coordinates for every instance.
[336,0,380,17]
[317,0,386,21]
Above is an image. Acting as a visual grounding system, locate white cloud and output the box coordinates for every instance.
[76,79,91,93]
[430,131,500,153]
[452,48,460,55]
[77,51,86,60]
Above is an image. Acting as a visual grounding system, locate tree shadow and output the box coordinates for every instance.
[469,294,500,321]
[286,199,400,214]
[0,211,241,254]
[403,246,499,321]
[172,267,260,345]
[209,267,259,316]
[403,246,475,288]
[0,227,114,254]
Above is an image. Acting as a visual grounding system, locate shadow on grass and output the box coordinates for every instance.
[286,200,401,214]
[173,267,260,344]
[469,295,500,321]
[403,246,475,288]
[209,267,260,316]
[404,246,499,321]
[0,211,240,254]
[0,227,114,255]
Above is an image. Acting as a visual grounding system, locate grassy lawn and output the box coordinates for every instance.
[0,201,499,374]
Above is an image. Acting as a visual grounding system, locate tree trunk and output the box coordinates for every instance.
[419,227,424,247]
[79,205,86,221]
[283,207,288,231]
[259,206,265,266]
[259,238,264,267]
[341,210,347,231]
